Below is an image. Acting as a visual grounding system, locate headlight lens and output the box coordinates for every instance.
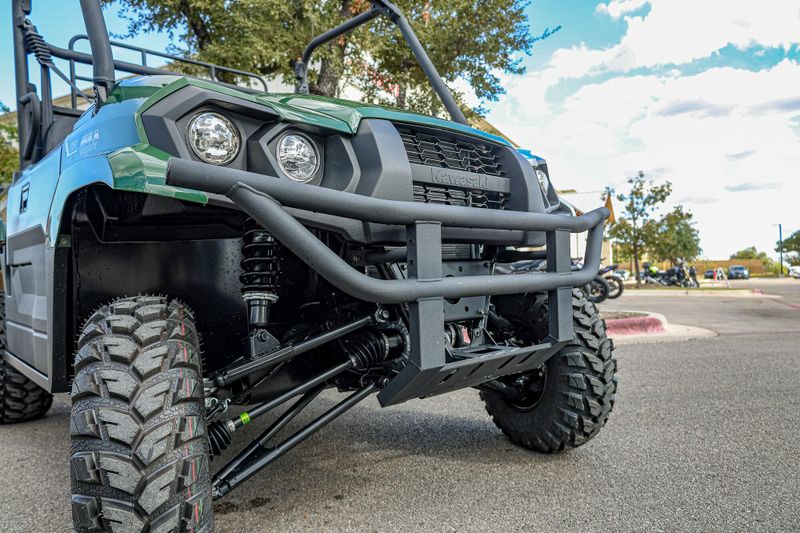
[276,133,319,183]
[187,112,240,165]
[535,169,551,197]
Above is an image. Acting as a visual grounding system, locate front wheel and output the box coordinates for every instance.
[585,276,610,303]
[482,289,617,453]
[605,275,624,299]
[70,296,214,532]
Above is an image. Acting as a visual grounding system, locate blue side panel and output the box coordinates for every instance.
[4,149,62,387]
[61,98,142,173]
[1,95,142,391]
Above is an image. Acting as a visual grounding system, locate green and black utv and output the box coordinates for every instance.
[5,1,616,530]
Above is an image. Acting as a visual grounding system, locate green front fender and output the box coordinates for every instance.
[48,146,208,242]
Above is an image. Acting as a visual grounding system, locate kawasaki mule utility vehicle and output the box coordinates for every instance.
[6,1,616,531]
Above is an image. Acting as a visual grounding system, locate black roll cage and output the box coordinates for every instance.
[294,0,468,125]
[11,0,468,170]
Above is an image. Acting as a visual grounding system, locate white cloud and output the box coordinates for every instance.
[596,0,649,20]
[615,0,800,68]
[487,60,800,259]
[481,2,800,258]
[575,0,800,80]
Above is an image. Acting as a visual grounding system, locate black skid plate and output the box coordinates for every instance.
[376,341,562,406]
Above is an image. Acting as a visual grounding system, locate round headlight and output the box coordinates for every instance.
[187,112,240,165]
[276,133,319,183]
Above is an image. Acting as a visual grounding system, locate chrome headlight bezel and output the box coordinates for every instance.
[535,168,553,207]
[186,111,241,166]
[275,132,321,183]
[535,169,550,195]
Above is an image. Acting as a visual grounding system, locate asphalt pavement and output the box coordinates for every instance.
[1,279,798,532]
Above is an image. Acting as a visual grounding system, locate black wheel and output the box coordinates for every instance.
[606,275,624,299]
[482,289,617,453]
[0,297,53,423]
[70,296,214,532]
[585,276,610,303]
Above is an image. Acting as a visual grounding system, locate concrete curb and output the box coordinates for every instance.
[605,310,717,345]
[621,288,781,298]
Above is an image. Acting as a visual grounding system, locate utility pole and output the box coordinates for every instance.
[777,223,784,277]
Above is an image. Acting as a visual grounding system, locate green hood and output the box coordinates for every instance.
[259,93,510,146]
[127,76,509,147]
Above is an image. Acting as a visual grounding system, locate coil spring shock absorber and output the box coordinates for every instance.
[240,219,283,328]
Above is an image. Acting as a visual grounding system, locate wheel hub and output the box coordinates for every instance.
[507,366,548,412]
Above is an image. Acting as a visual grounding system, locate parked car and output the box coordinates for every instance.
[728,265,751,279]
[704,269,717,279]
[5,1,617,530]
[790,266,800,279]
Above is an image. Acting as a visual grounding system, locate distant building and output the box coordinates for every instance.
[558,190,615,264]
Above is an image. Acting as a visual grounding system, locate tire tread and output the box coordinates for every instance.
[0,298,53,424]
[70,295,213,533]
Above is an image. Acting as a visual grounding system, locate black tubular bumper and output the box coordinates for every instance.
[166,157,609,405]
[165,158,609,304]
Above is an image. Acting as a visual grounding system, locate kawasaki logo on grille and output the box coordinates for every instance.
[409,163,512,194]
[431,169,490,189]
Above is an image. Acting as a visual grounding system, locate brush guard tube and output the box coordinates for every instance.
[166,157,608,406]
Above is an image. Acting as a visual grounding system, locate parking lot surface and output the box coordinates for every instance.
[1,279,798,532]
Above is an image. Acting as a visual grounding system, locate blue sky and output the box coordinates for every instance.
[2,0,799,259]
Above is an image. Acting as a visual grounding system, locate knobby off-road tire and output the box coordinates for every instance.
[482,289,617,453]
[0,297,53,423]
[70,296,214,532]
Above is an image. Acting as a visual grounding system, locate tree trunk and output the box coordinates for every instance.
[311,58,339,97]
[307,1,352,97]
[396,84,407,109]
[633,241,641,289]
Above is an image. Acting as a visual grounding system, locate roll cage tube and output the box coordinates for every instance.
[11,0,267,167]
[11,0,115,167]
[12,0,33,167]
[77,0,115,105]
[294,0,469,126]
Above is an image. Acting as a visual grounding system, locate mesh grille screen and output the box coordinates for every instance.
[396,124,505,177]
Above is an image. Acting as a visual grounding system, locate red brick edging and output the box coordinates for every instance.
[606,315,665,336]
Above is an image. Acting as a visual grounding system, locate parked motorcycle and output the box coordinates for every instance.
[640,261,699,288]
[661,261,699,288]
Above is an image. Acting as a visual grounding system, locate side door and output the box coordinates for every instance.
[3,147,60,388]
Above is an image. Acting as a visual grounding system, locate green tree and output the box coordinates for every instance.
[730,246,775,272]
[608,171,672,287]
[106,0,539,116]
[778,230,800,266]
[730,246,768,260]
[649,205,702,263]
[0,102,19,187]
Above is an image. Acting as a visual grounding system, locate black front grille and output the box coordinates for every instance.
[412,183,508,210]
[396,124,505,177]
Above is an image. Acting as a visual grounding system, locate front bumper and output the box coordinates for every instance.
[166,158,609,303]
[166,157,610,405]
